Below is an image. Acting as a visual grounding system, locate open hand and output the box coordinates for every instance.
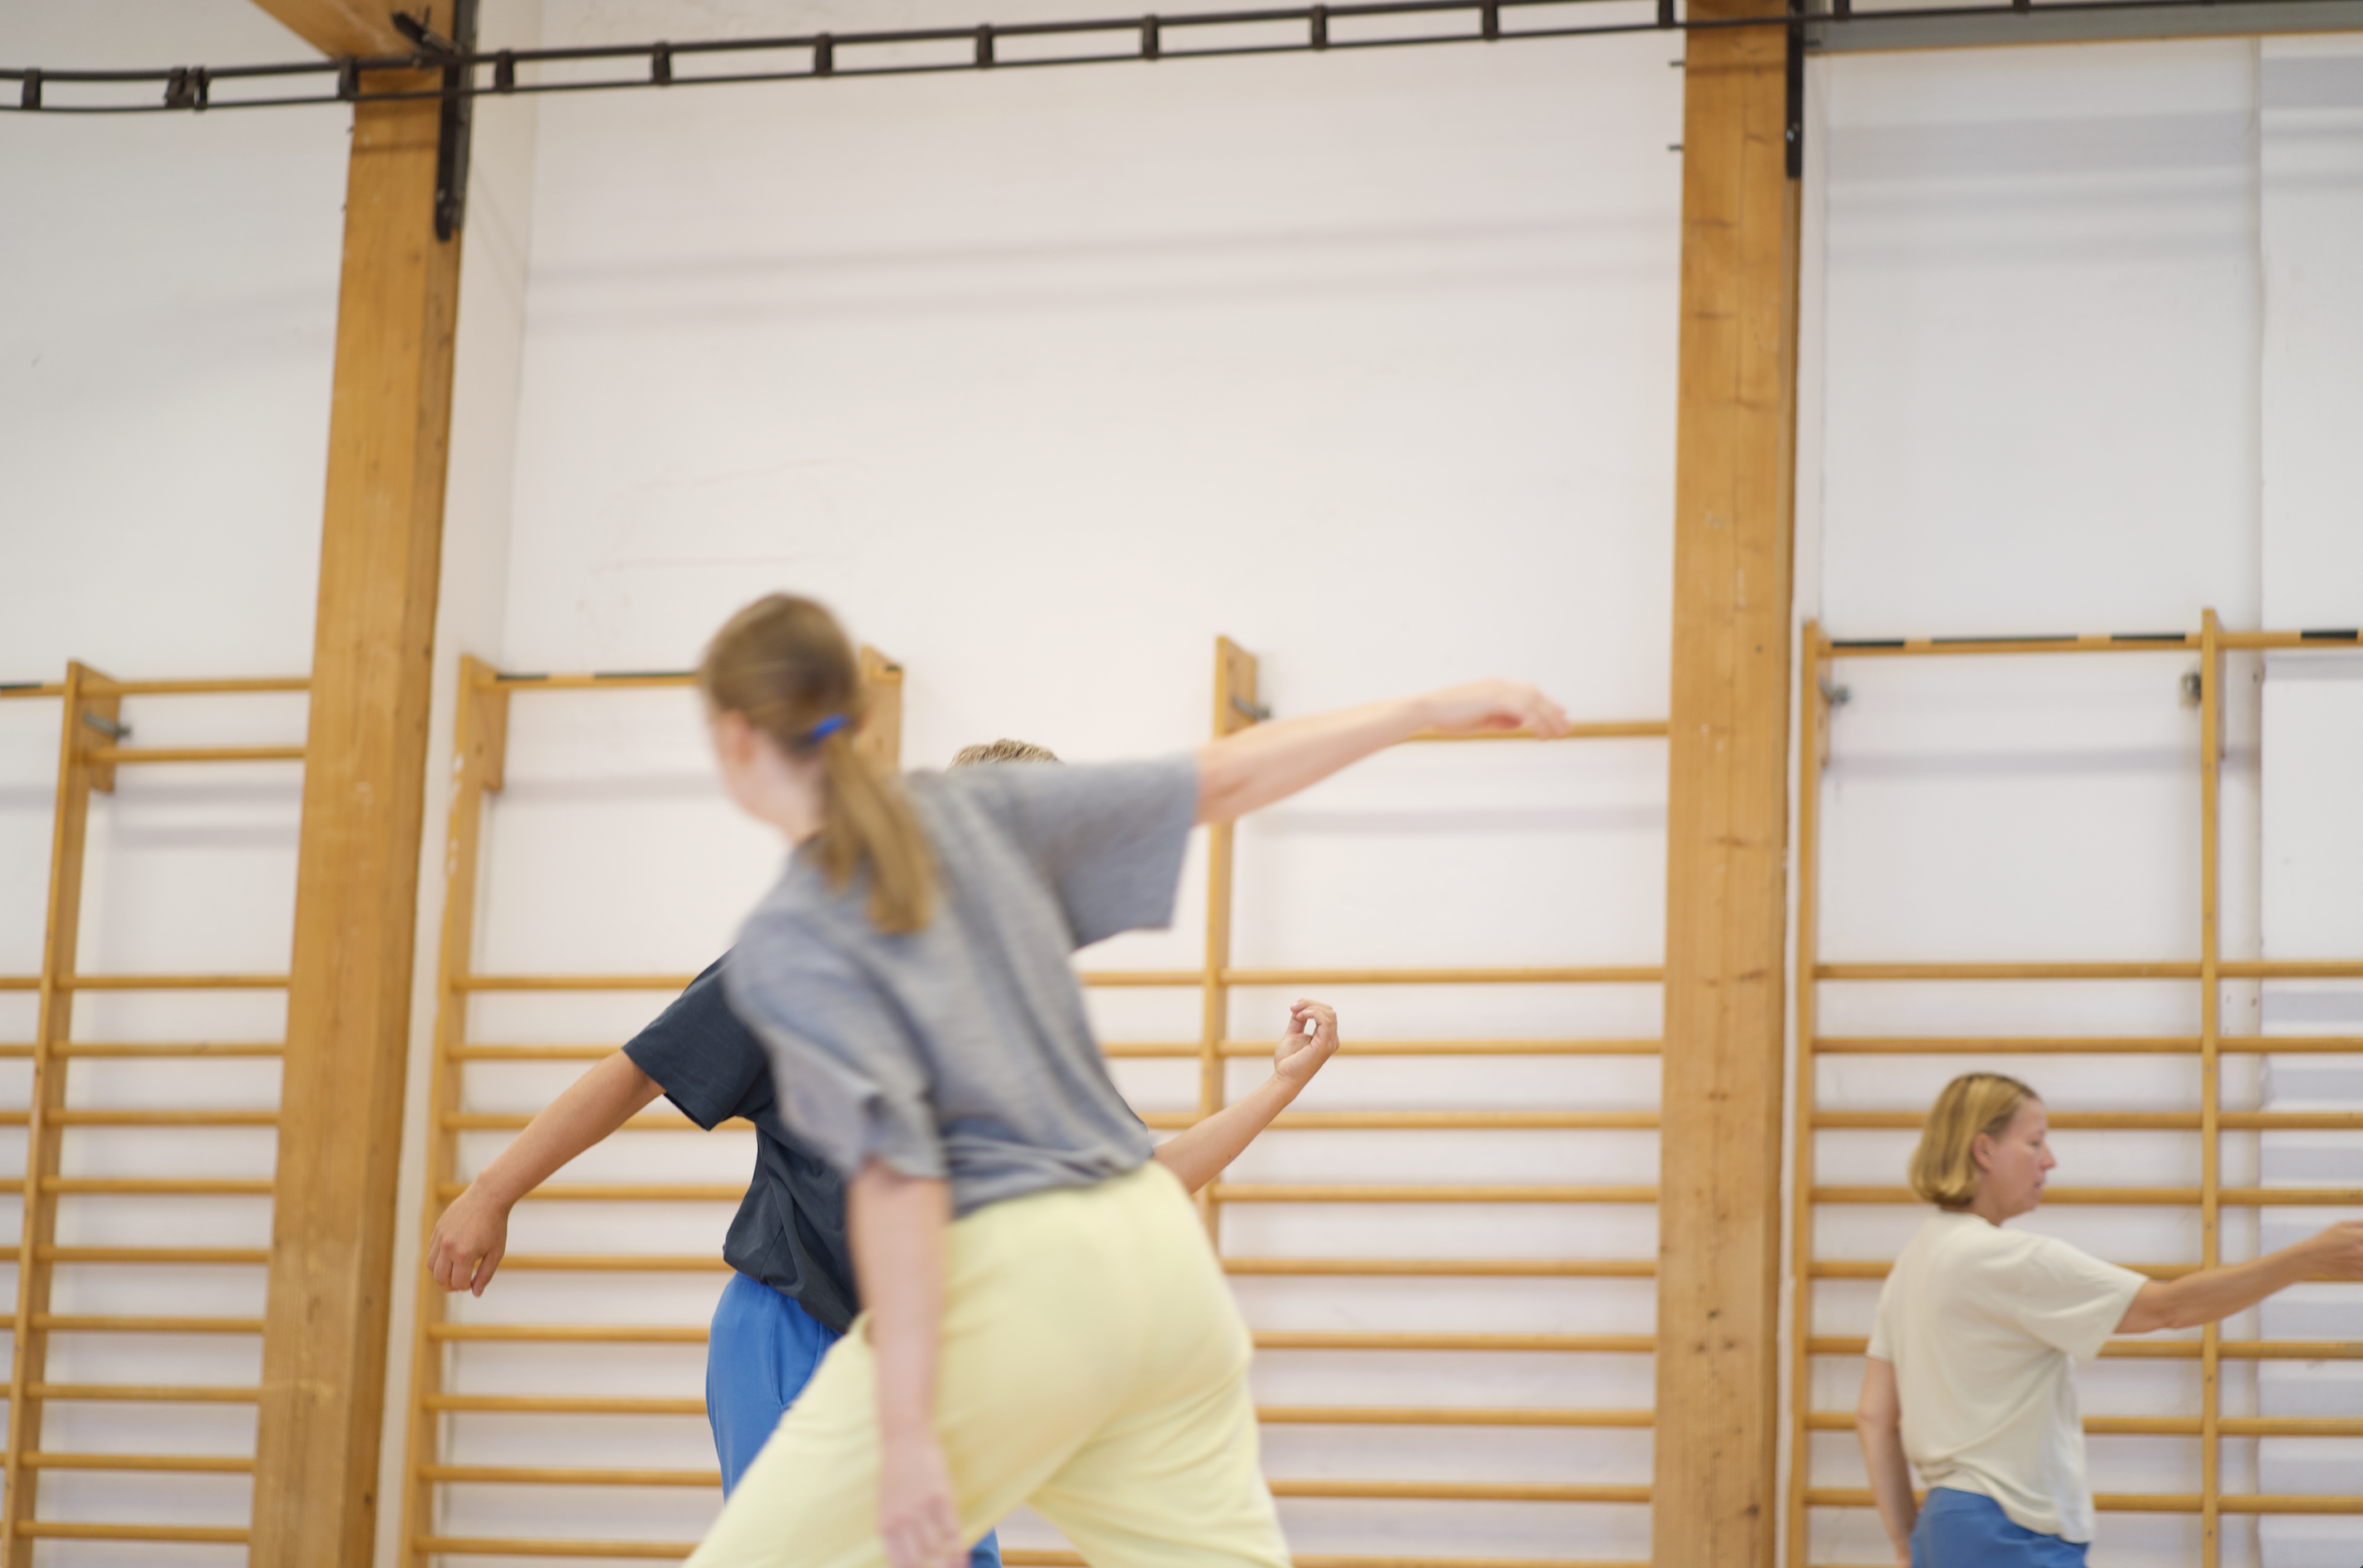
[424,1184,511,1296]
[879,1429,965,1568]
[1274,1000,1341,1091]
[1421,679,1570,739]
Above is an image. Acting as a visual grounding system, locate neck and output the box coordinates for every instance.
[1960,1192,2013,1225]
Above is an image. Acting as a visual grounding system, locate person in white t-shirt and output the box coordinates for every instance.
[1856,1071,2363,1567]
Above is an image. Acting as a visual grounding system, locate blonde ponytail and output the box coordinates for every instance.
[699,596,934,934]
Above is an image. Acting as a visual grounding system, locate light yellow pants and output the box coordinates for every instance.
[685,1161,1290,1568]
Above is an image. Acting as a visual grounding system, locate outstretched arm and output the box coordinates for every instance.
[1855,1355,1916,1568]
[424,1050,666,1295]
[849,1162,964,1568]
[2118,1220,2363,1334]
[1154,1001,1341,1194]
[1193,681,1569,826]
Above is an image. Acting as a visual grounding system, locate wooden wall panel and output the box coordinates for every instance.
[250,72,460,1568]
[1650,2,1802,1563]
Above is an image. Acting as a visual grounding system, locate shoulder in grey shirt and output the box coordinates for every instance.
[722,754,1198,1217]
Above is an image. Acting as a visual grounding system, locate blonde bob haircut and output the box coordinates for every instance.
[1909,1072,2040,1208]
[698,595,934,935]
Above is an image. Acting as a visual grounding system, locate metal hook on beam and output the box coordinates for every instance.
[1230,694,1272,724]
[81,710,130,742]
[1817,677,1850,709]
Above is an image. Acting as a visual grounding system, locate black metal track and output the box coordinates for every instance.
[3,0,2349,114]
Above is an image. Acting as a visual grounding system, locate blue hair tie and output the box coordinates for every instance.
[806,714,849,744]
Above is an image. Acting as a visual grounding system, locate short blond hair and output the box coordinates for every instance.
[1910,1073,2039,1208]
[950,738,1058,768]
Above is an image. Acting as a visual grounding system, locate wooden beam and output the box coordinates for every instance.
[246,0,411,58]
[249,69,461,1568]
[1650,2,1802,1564]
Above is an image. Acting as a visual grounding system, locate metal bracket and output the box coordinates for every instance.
[1229,694,1272,724]
[1784,0,1806,179]
[80,709,131,741]
[1817,676,1850,708]
[395,4,479,242]
[2181,670,2204,707]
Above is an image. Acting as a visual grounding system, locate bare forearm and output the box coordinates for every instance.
[1193,698,1435,825]
[2125,1242,2318,1333]
[470,1051,663,1206]
[1857,1420,1918,1560]
[849,1163,950,1441]
[1154,1074,1300,1194]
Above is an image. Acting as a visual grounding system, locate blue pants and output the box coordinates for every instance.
[709,1271,1002,1568]
[1912,1488,2088,1568]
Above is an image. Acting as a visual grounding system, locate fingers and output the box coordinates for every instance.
[883,1500,961,1568]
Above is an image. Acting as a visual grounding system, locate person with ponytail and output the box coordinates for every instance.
[685,592,1571,1568]
[1857,1072,2363,1568]
[420,726,1349,1566]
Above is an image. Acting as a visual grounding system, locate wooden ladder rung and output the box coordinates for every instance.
[19,1451,253,1474]
[26,1383,260,1404]
[419,1463,719,1487]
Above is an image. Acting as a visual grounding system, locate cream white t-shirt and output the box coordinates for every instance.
[1868,1210,2146,1542]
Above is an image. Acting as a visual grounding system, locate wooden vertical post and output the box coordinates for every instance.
[1651,0,1802,1560]
[396,659,507,1568]
[1199,639,1261,1237]
[860,647,906,771]
[2198,608,2223,1565]
[0,663,120,1565]
[1783,626,1826,1568]
[250,71,462,1568]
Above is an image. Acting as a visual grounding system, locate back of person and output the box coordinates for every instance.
[727,757,1197,1217]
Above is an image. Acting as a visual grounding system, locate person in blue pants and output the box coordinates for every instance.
[425,740,1345,1560]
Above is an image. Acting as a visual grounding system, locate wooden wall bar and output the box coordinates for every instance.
[1652,0,1803,1561]
[1786,618,2363,1562]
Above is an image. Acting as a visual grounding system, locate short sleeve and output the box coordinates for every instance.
[948,756,1198,949]
[722,915,946,1182]
[620,958,768,1130]
[1867,1273,1897,1362]
[2004,1234,2147,1362]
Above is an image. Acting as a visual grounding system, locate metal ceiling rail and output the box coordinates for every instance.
[5,0,2357,114]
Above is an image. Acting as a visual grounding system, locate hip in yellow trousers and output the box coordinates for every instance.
[686,1160,1291,1568]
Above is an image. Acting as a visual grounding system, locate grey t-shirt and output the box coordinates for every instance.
[723,755,1198,1217]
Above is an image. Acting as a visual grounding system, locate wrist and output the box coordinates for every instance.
[879,1411,935,1444]
[469,1163,533,1212]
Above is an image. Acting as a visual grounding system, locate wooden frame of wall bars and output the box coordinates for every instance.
[0,665,310,1558]
[1783,614,2363,1568]
[395,641,1671,1565]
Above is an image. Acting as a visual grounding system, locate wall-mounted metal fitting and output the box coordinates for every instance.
[2181,670,2203,707]
[81,710,131,741]
[1230,694,1273,724]
[1818,676,1851,708]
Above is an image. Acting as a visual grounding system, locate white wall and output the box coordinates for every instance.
[1,2,543,1560]
[0,3,344,1558]
[1801,33,2363,1568]
[427,3,1685,1562]
[2255,34,2363,1568]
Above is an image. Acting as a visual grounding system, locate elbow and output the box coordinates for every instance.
[2120,1283,2186,1336]
[1192,753,1245,826]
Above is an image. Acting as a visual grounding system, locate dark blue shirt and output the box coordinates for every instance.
[621,958,859,1334]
